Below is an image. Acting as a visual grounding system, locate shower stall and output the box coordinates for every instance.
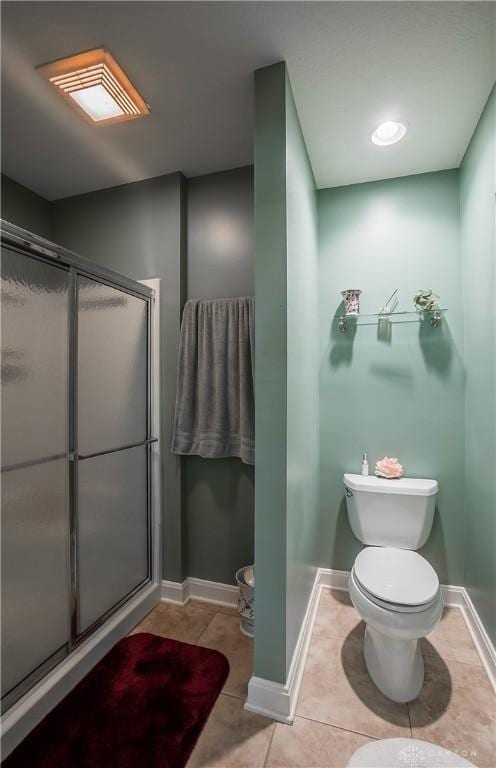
[1,222,161,738]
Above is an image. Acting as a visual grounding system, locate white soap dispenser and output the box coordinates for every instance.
[361,452,369,477]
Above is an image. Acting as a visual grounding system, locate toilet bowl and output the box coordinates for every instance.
[348,547,443,702]
[344,473,441,703]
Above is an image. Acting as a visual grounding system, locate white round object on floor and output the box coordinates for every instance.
[347,738,475,768]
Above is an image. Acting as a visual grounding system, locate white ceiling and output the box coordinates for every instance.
[1,2,494,200]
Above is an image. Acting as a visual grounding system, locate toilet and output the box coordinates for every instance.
[344,473,443,703]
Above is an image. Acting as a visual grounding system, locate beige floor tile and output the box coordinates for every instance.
[129,600,217,643]
[297,628,411,739]
[266,716,373,768]
[313,589,362,640]
[187,694,274,768]
[128,595,492,767]
[197,613,253,699]
[421,607,482,667]
[409,653,496,768]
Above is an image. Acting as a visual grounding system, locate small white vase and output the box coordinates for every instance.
[341,289,362,315]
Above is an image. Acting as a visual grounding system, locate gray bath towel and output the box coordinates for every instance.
[172,297,255,464]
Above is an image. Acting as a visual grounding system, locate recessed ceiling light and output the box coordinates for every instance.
[371,121,407,146]
[37,48,150,125]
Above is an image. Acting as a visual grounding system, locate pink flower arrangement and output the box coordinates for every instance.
[375,456,404,479]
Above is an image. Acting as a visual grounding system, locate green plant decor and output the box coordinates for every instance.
[413,289,440,311]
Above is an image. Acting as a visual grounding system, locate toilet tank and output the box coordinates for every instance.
[343,473,438,550]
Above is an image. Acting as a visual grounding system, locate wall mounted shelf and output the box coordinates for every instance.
[336,309,447,332]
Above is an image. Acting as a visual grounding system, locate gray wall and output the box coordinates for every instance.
[1,174,52,239]
[185,166,254,584]
[187,167,254,299]
[2,167,255,585]
[51,173,187,582]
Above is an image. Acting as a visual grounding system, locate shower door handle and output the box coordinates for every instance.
[76,438,159,461]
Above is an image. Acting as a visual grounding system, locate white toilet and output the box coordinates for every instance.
[344,473,443,703]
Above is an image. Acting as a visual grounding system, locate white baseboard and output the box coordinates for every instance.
[460,588,496,693]
[318,567,349,592]
[160,576,238,609]
[1,583,160,759]
[440,583,466,607]
[187,577,239,608]
[160,579,188,605]
[245,568,321,724]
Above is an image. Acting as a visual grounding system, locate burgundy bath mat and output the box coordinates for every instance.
[4,633,229,768]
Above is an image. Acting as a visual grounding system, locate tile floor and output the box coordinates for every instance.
[131,589,496,767]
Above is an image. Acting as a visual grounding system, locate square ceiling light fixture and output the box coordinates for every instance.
[37,48,150,125]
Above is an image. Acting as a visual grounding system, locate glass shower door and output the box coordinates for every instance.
[75,277,150,636]
[1,247,70,707]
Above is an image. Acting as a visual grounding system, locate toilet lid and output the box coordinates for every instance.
[348,738,475,767]
[351,570,440,614]
[354,547,439,606]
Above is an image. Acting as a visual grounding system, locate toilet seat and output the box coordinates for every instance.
[351,571,440,613]
[353,547,439,612]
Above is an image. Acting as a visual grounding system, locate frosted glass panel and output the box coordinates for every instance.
[77,446,148,633]
[1,248,69,468]
[77,278,147,455]
[1,460,69,696]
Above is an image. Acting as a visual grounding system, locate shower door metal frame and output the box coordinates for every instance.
[69,268,154,647]
[1,221,160,709]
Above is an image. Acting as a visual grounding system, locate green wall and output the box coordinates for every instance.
[318,170,466,585]
[285,74,320,665]
[254,62,319,683]
[1,174,51,239]
[460,86,496,642]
